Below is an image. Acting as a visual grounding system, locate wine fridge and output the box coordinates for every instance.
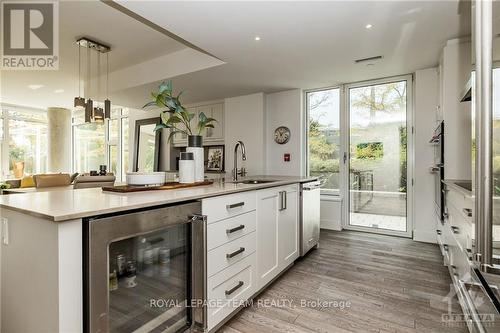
[84,201,206,333]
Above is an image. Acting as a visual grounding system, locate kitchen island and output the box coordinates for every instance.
[0,175,316,333]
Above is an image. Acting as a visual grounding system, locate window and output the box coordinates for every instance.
[73,122,106,174]
[306,88,341,193]
[72,107,129,182]
[0,105,48,179]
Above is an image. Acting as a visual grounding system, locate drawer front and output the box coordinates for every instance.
[207,231,256,277]
[207,254,256,330]
[202,191,256,224]
[207,211,256,250]
[447,202,474,254]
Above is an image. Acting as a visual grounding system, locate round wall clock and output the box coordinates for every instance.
[274,126,291,144]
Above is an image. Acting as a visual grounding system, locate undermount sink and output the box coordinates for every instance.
[233,179,277,184]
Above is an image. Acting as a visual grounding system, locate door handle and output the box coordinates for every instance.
[283,191,287,210]
[225,281,244,296]
[226,247,245,259]
[451,226,460,234]
[279,191,287,211]
[226,225,245,234]
[343,152,347,164]
[226,202,245,210]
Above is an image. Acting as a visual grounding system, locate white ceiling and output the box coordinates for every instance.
[0,1,197,109]
[113,0,470,107]
[1,1,470,110]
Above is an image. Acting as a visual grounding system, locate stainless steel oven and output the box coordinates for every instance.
[430,121,445,221]
[84,201,206,333]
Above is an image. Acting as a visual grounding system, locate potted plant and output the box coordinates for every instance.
[144,80,217,142]
[144,81,217,182]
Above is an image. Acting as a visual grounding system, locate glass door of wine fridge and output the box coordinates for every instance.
[84,201,206,333]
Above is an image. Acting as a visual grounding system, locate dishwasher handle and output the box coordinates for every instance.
[302,181,322,191]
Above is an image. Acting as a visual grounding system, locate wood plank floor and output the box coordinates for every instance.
[217,230,468,333]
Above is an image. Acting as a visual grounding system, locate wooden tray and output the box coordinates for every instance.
[102,181,214,193]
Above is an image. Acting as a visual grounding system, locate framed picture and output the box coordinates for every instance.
[206,145,225,171]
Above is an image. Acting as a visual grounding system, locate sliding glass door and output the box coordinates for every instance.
[345,76,412,236]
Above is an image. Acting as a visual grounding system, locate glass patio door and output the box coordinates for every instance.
[344,76,412,236]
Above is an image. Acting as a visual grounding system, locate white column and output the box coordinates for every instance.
[47,107,71,173]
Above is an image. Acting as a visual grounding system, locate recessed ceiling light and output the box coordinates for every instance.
[54,89,64,93]
[365,24,373,29]
[28,84,44,90]
[254,36,261,41]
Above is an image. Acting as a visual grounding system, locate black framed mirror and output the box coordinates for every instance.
[133,117,161,172]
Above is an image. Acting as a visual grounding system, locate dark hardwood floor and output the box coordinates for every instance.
[218,230,468,333]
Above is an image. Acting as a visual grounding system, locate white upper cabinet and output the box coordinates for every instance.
[173,102,224,146]
[204,103,224,142]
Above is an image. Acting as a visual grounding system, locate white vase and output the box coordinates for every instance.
[187,135,204,182]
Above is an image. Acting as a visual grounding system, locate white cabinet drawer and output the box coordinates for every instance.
[207,231,256,277]
[207,254,256,330]
[202,192,256,224]
[207,211,256,250]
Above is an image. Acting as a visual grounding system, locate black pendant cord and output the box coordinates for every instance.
[78,45,81,97]
[106,53,109,101]
[87,46,91,101]
[97,52,101,106]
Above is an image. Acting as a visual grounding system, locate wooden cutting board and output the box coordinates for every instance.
[102,181,214,193]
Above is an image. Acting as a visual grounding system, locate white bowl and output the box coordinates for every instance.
[126,172,166,186]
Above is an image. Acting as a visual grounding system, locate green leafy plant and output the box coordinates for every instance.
[143,81,217,142]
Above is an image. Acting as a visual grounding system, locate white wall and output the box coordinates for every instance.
[320,196,343,231]
[265,89,304,176]
[224,93,266,175]
[414,68,439,243]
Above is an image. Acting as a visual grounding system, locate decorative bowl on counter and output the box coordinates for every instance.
[126,172,166,186]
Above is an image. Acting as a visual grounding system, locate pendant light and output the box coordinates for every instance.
[74,37,111,123]
[74,45,86,109]
[104,52,111,119]
[85,44,93,123]
[93,51,104,123]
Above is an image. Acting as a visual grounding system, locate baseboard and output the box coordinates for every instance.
[413,228,437,244]
[320,219,342,231]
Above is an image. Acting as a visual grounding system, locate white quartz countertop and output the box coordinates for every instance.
[0,175,317,222]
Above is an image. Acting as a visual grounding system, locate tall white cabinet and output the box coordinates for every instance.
[438,39,472,180]
[256,184,299,290]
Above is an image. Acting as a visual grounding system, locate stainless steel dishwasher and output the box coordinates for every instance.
[300,180,321,256]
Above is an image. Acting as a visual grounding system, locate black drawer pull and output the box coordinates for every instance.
[226,202,245,210]
[226,247,245,259]
[437,230,442,235]
[451,226,460,234]
[463,208,473,217]
[443,244,449,251]
[225,281,244,296]
[226,225,245,234]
